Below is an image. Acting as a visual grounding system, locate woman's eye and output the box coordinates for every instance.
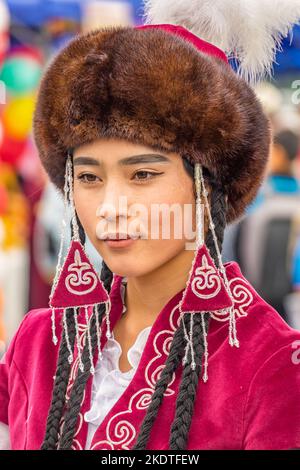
[76,173,100,184]
[133,170,163,181]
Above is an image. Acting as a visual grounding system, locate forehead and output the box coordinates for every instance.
[73,137,153,155]
[72,138,180,166]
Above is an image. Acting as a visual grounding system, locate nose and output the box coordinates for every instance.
[96,187,129,222]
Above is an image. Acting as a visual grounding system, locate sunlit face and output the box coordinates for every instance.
[73,137,202,278]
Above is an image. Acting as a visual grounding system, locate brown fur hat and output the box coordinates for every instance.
[33,25,271,224]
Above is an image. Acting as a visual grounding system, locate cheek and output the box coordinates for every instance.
[151,180,195,242]
[127,180,195,270]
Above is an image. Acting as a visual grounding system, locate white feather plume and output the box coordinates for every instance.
[142,0,300,83]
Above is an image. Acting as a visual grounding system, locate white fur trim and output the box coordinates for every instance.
[142,0,300,83]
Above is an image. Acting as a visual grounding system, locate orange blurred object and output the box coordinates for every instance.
[0,183,8,214]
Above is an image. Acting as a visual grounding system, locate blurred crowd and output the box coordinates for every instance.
[223,82,300,329]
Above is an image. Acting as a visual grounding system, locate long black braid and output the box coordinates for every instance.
[40,307,76,449]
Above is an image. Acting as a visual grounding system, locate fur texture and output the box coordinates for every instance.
[143,0,300,83]
[33,25,271,224]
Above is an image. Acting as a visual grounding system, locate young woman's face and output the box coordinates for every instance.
[73,137,200,277]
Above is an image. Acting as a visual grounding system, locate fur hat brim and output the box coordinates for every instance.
[33,25,271,224]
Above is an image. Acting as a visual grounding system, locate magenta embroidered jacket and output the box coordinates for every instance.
[1,261,300,450]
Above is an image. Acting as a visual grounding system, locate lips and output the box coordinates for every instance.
[102,233,138,249]
[108,234,130,240]
[101,233,138,240]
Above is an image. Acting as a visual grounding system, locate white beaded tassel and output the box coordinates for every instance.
[66,153,80,243]
[51,307,58,346]
[182,314,193,368]
[84,306,95,375]
[201,313,209,382]
[74,307,84,373]
[181,163,205,372]
[94,304,103,361]
[49,156,70,346]
[62,308,74,364]
[181,313,197,371]
[195,163,204,249]
[182,325,189,366]
[198,166,239,348]
[189,313,196,370]
[105,298,112,339]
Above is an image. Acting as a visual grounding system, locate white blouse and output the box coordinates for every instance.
[0,278,152,450]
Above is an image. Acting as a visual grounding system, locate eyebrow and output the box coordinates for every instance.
[73,154,171,166]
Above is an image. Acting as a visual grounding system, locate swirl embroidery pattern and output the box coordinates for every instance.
[65,249,98,296]
[91,276,253,450]
[191,254,222,299]
[210,276,253,322]
[90,303,181,450]
[58,273,253,450]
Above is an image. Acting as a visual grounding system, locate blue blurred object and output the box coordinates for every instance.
[247,175,300,214]
[264,175,300,195]
[6,0,82,26]
[129,0,144,23]
[273,24,300,75]
[6,0,145,25]
[292,238,300,289]
[6,0,145,51]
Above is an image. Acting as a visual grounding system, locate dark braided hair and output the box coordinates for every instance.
[42,155,227,450]
[41,308,76,449]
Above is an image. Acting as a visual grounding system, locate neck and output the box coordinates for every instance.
[123,246,196,331]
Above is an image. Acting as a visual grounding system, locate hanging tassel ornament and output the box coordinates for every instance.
[49,157,70,347]
[198,166,239,348]
[48,154,112,374]
[178,162,237,381]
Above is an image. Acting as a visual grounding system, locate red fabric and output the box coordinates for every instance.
[50,241,108,308]
[0,261,300,450]
[135,24,229,64]
[180,244,233,313]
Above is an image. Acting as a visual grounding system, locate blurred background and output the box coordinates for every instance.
[0,0,299,356]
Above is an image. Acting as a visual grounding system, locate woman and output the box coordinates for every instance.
[1,0,300,451]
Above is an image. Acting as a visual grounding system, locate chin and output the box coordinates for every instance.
[96,240,182,278]
[106,266,145,279]
[102,256,142,278]
[103,255,159,279]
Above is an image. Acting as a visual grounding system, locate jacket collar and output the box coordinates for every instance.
[60,260,255,449]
